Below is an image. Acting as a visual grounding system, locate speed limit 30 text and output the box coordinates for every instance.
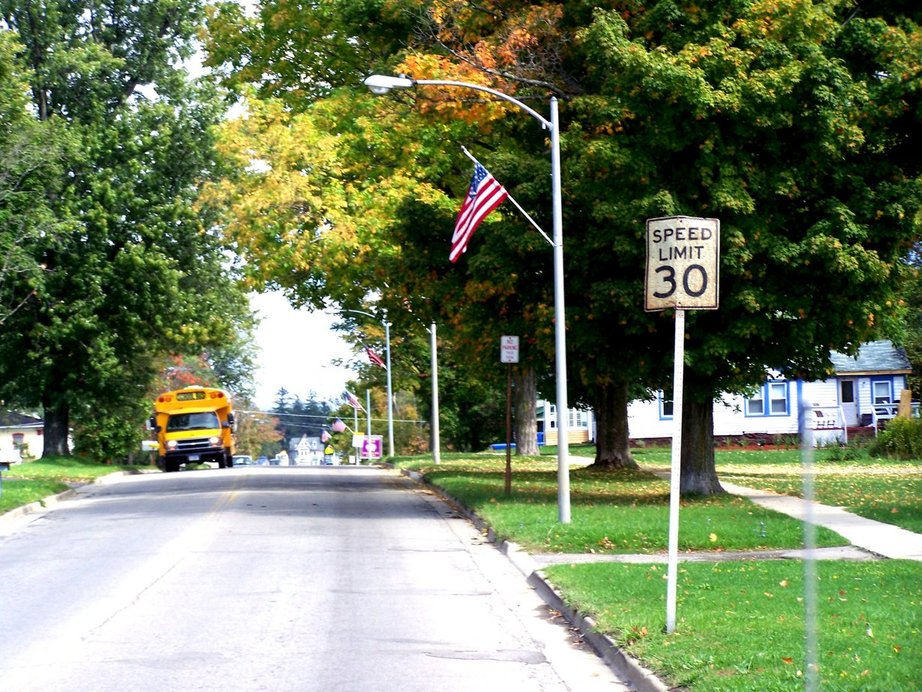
[649,223,715,261]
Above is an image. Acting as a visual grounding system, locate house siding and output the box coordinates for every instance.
[536,343,911,448]
[626,374,911,443]
[0,423,44,462]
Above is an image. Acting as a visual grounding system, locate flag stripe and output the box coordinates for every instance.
[345,390,365,412]
[366,347,386,368]
[450,162,508,263]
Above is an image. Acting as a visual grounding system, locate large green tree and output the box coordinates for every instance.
[569,2,921,492]
[203,1,922,492]
[0,0,250,460]
[0,30,71,330]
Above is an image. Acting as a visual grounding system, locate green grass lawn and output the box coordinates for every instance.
[395,448,922,690]
[627,446,922,533]
[0,457,139,514]
[404,456,847,553]
[545,559,921,691]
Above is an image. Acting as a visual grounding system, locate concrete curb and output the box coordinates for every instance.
[500,540,671,692]
[398,466,672,691]
[0,469,139,525]
[0,487,78,525]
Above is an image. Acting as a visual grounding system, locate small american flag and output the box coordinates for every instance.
[450,162,508,263]
[345,390,365,412]
[366,347,386,368]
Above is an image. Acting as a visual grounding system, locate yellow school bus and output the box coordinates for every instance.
[149,386,236,472]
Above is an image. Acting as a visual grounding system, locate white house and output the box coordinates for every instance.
[0,412,44,463]
[628,340,913,444]
[538,341,914,446]
[536,402,595,446]
[290,435,323,465]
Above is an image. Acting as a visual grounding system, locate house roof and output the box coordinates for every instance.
[829,340,912,376]
[0,412,43,429]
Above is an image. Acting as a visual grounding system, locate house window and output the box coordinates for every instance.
[569,410,588,429]
[659,390,673,419]
[745,389,764,416]
[746,381,789,416]
[12,433,24,450]
[549,404,557,429]
[872,379,892,404]
[840,380,855,404]
[768,382,789,414]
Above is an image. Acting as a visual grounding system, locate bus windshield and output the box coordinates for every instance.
[166,412,220,432]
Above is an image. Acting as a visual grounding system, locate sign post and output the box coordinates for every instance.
[501,336,519,495]
[645,215,719,634]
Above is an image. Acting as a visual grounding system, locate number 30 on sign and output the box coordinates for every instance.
[645,216,720,312]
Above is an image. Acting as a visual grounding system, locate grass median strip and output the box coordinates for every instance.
[403,457,846,553]
[0,457,137,514]
[396,449,922,690]
[544,559,921,691]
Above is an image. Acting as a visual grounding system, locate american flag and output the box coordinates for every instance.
[344,390,365,412]
[366,347,386,368]
[450,162,508,263]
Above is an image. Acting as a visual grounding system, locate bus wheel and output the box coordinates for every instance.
[165,459,180,473]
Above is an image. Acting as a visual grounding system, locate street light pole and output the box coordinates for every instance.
[342,307,394,459]
[363,74,571,522]
[383,309,394,458]
[430,321,440,464]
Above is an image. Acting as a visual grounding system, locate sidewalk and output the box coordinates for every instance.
[721,480,922,561]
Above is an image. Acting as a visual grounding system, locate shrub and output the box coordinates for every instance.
[876,417,922,460]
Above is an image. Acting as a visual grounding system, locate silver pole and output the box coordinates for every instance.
[666,309,686,633]
[384,309,394,458]
[366,390,371,439]
[431,322,441,464]
[550,96,571,524]
[801,401,819,690]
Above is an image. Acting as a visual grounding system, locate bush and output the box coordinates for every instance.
[876,417,922,460]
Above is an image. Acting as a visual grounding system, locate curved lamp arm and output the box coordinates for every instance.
[363,75,552,131]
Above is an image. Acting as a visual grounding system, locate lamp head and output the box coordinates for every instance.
[364,74,414,95]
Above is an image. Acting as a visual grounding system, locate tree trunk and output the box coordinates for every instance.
[679,395,724,495]
[514,364,539,455]
[589,378,637,469]
[42,396,71,458]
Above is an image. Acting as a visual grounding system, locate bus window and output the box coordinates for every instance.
[167,412,220,432]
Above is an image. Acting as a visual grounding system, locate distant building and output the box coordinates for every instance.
[629,340,914,444]
[537,341,915,447]
[290,435,323,465]
[0,412,44,462]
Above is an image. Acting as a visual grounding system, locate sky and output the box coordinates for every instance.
[249,292,357,411]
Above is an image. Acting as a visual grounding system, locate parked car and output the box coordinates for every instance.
[256,455,269,465]
[232,455,253,466]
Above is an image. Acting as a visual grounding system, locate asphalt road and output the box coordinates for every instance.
[0,466,630,691]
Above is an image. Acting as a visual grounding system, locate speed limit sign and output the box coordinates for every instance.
[645,216,720,312]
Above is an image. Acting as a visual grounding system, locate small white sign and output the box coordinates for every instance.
[645,216,720,311]
[501,335,519,364]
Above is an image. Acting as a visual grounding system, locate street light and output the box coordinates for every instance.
[342,308,394,458]
[363,74,571,522]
